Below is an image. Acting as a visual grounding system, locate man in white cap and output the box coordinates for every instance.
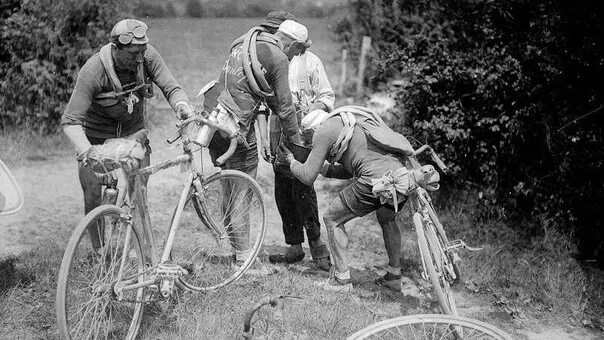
[266,20,335,271]
[61,18,193,253]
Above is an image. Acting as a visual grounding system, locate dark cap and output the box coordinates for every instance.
[260,10,296,29]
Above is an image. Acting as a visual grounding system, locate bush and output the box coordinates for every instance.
[333,0,604,264]
[135,3,174,18]
[0,0,137,133]
[185,0,204,18]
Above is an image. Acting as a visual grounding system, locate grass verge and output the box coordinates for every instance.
[434,189,604,331]
[0,128,71,167]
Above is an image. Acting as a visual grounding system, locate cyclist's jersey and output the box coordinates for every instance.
[61,44,188,139]
[290,117,403,186]
[214,34,299,139]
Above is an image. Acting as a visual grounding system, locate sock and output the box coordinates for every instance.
[386,265,402,277]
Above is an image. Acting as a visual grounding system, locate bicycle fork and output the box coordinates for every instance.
[414,212,458,283]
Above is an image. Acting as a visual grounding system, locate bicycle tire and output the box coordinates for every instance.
[347,314,513,340]
[56,205,145,340]
[169,169,267,291]
[414,212,457,315]
[424,197,462,284]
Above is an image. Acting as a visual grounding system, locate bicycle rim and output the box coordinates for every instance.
[424,200,462,285]
[414,213,457,315]
[347,314,513,340]
[56,205,145,340]
[170,169,267,291]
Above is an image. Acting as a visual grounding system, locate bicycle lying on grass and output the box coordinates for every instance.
[241,296,512,340]
[56,111,267,339]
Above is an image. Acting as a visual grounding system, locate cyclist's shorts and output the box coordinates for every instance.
[339,155,406,216]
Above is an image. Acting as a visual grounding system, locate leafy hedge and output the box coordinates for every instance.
[0,0,137,133]
[333,0,604,263]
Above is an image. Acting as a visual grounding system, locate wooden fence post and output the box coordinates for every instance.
[339,49,348,95]
[356,36,372,95]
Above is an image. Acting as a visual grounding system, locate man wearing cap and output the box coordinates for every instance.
[203,19,310,179]
[278,106,419,292]
[266,29,335,271]
[61,18,193,253]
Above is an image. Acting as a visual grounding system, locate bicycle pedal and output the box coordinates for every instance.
[446,239,464,251]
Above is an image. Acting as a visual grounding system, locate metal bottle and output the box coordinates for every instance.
[102,187,119,205]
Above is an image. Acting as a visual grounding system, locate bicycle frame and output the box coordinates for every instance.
[106,115,238,297]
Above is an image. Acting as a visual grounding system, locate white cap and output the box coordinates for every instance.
[278,20,309,45]
[301,109,329,130]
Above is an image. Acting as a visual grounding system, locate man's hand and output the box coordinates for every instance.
[278,143,295,166]
[76,145,100,166]
[176,102,193,120]
[307,102,327,113]
[287,132,302,145]
[260,140,275,163]
[400,135,415,156]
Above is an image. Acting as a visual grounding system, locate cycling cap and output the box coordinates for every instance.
[261,11,296,29]
[278,20,311,47]
[111,19,149,45]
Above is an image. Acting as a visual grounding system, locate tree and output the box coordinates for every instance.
[186,0,205,18]
[333,0,604,264]
[0,0,138,132]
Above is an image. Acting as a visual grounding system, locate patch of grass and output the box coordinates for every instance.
[145,17,342,101]
[0,256,35,295]
[0,128,71,167]
[435,190,604,328]
[138,268,403,339]
[0,245,63,339]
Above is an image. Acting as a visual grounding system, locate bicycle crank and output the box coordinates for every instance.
[156,262,188,297]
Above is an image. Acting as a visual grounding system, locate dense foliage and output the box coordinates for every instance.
[0,0,137,132]
[134,0,340,18]
[333,0,604,263]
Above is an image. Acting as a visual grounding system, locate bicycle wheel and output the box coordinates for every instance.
[414,212,457,315]
[347,314,513,340]
[56,205,145,340]
[170,169,267,291]
[423,194,462,284]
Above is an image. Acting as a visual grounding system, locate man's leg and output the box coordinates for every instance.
[376,207,401,270]
[292,177,330,270]
[213,139,259,262]
[323,195,357,284]
[270,164,305,263]
[78,162,103,250]
[375,207,403,292]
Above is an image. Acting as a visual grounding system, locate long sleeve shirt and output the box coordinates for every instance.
[61,44,188,139]
[217,34,299,138]
[289,51,335,112]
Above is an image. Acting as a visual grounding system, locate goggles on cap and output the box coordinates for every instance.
[117,24,147,45]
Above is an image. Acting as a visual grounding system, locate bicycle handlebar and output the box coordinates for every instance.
[413,145,449,174]
[241,295,301,339]
[172,113,239,166]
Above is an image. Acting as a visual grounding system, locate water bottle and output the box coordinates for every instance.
[102,187,119,205]
[195,109,218,146]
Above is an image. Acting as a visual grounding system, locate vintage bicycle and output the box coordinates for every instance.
[394,144,481,316]
[55,111,268,339]
[240,144,482,340]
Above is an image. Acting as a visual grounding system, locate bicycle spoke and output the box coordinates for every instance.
[172,171,267,291]
[57,206,144,340]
